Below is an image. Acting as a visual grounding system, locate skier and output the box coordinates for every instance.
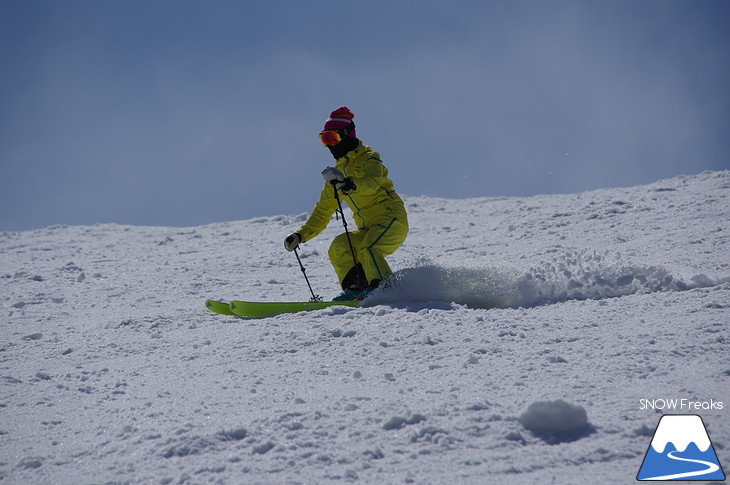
[284,107,409,300]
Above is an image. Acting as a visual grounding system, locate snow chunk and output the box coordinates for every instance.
[383,414,427,430]
[518,400,595,444]
[216,427,248,442]
[251,441,275,455]
[160,436,216,458]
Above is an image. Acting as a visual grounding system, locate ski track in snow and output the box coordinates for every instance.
[1,170,728,484]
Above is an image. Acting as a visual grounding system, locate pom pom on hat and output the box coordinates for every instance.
[323,106,356,138]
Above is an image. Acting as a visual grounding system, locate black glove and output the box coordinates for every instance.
[322,166,357,195]
[337,178,357,195]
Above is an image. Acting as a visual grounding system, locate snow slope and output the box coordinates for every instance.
[1,170,728,484]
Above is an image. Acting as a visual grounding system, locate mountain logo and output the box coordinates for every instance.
[637,414,725,481]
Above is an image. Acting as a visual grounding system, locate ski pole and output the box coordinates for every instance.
[293,247,321,302]
[331,181,366,285]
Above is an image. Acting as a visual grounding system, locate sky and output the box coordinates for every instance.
[1,0,729,232]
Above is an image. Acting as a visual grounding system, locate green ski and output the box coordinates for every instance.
[205,299,359,318]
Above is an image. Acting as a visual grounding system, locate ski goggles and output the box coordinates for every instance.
[319,130,343,147]
[319,121,355,146]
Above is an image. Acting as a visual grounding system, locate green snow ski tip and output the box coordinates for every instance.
[205,300,236,315]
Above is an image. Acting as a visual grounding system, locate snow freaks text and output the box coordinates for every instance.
[640,399,724,411]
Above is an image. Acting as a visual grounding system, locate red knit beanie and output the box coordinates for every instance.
[323,106,356,138]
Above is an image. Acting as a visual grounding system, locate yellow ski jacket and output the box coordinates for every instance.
[296,142,408,242]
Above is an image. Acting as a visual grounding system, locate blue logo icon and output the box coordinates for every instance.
[637,414,725,481]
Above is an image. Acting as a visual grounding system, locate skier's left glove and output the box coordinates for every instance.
[322,166,356,195]
[335,178,356,195]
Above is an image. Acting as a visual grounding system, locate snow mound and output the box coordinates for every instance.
[519,400,595,444]
[511,249,720,307]
[364,249,721,309]
[364,259,515,309]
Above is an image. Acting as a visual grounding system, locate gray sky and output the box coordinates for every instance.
[1,0,728,231]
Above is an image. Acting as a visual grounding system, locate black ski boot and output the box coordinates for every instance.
[333,264,369,301]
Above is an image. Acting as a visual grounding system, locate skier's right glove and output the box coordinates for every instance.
[284,233,303,252]
[322,166,356,195]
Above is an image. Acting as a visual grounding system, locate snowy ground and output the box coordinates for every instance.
[1,170,728,484]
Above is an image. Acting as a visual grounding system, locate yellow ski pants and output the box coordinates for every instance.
[328,217,408,286]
